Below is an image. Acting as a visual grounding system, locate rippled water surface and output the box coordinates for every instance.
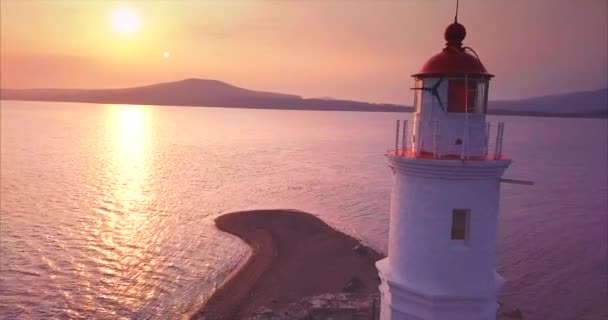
[1,101,606,319]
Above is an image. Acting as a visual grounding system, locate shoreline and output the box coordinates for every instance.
[193,209,383,319]
[2,99,606,118]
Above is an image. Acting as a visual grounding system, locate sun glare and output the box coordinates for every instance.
[117,105,144,130]
[110,6,142,36]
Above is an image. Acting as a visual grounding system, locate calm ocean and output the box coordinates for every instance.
[1,101,606,319]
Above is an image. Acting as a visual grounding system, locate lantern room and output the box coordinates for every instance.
[409,21,497,159]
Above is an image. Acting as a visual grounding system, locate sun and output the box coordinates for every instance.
[110,6,142,35]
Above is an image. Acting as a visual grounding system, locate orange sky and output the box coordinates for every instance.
[1,1,607,104]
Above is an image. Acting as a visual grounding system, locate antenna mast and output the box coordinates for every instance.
[455,0,460,22]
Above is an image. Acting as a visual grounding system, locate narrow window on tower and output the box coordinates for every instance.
[451,209,470,240]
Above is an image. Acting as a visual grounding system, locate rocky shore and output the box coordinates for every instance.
[192,210,382,319]
[193,209,522,320]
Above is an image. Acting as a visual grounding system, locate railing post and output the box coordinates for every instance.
[416,116,424,156]
[462,73,469,160]
[494,123,501,159]
[494,122,505,159]
[395,120,400,155]
[498,122,505,158]
[485,122,491,157]
[413,115,420,156]
[436,119,441,158]
[401,120,408,156]
[433,120,436,158]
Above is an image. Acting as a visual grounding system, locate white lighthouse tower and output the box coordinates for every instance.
[376,16,512,320]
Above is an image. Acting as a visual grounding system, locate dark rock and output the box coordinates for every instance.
[497,302,524,319]
[503,308,523,319]
[251,306,278,320]
[352,244,365,254]
[342,276,363,293]
[246,293,378,320]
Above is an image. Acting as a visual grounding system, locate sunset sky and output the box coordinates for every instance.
[1,0,606,104]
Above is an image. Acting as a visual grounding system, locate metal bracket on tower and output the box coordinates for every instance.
[500,178,534,186]
[395,120,401,155]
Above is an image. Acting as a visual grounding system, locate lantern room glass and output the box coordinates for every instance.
[447,78,488,114]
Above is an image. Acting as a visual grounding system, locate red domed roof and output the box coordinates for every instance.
[412,22,493,78]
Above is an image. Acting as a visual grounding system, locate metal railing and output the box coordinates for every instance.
[392,118,506,160]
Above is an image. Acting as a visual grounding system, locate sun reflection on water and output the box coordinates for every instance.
[90,105,162,312]
[112,105,150,205]
[116,106,147,152]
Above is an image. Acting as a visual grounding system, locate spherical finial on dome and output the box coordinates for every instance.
[444,22,466,47]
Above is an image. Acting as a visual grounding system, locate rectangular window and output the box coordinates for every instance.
[447,79,477,113]
[451,209,470,240]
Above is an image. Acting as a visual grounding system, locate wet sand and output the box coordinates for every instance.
[194,209,383,319]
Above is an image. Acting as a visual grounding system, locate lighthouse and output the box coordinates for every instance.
[376,16,512,320]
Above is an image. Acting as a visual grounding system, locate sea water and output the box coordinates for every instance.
[1,101,606,319]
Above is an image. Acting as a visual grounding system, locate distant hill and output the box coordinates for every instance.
[489,88,607,118]
[1,79,606,117]
[0,78,406,113]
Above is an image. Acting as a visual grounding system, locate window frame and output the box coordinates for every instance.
[451,209,470,241]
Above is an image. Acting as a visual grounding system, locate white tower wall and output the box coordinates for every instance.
[377,155,511,320]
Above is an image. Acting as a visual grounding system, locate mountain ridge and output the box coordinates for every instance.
[0,78,405,113]
[1,79,606,118]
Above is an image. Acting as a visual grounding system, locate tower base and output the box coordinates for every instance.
[376,259,500,320]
